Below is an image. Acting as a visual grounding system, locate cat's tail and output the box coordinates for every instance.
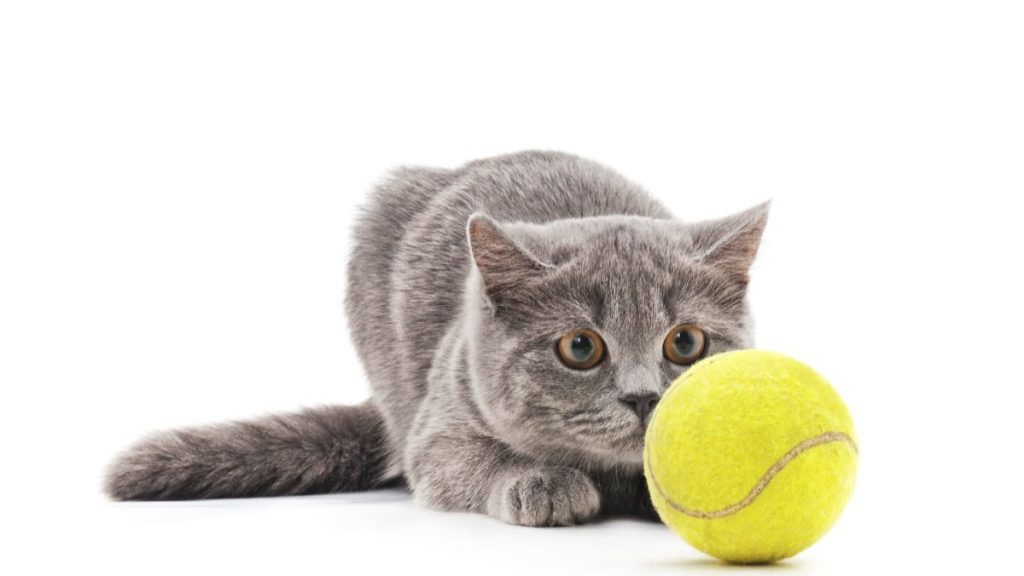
[104,402,397,501]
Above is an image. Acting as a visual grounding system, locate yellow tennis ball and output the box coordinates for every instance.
[644,350,858,564]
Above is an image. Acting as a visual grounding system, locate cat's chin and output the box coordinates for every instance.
[598,448,644,467]
[595,430,646,466]
[537,433,644,469]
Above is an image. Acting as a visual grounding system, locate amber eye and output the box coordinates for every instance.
[557,329,606,370]
[663,324,707,365]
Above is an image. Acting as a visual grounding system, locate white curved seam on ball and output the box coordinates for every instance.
[645,431,858,519]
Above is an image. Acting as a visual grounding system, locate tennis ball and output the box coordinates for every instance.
[644,350,857,564]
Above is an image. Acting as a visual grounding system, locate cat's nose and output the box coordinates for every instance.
[619,392,660,423]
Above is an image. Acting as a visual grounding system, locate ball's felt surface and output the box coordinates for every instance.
[644,350,857,564]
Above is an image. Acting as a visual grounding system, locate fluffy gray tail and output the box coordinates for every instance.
[104,402,395,501]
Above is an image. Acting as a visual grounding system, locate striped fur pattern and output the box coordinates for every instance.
[106,151,768,526]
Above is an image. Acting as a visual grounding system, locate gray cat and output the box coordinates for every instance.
[105,151,769,526]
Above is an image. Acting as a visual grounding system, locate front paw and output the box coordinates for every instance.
[487,467,600,527]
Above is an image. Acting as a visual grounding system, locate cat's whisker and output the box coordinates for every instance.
[106,151,769,528]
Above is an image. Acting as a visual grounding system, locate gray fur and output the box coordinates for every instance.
[105,404,390,500]
[106,151,768,526]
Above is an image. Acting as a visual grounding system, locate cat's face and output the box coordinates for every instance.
[465,206,768,468]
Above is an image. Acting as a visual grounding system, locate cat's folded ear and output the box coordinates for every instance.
[467,213,551,311]
[689,201,771,285]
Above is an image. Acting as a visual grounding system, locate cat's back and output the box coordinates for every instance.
[347,151,671,446]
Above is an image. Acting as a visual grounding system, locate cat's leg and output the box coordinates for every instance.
[590,469,660,521]
[488,465,602,526]
[406,433,600,527]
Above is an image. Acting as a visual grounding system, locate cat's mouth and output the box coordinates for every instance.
[558,408,650,465]
[598,423,648,464]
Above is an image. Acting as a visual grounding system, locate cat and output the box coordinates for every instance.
[105,150,769,526]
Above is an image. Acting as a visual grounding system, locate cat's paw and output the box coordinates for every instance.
[487,467,600,527]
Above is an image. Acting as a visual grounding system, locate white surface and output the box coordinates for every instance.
[2,1,1023,574]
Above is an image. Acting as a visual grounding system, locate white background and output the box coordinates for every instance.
[2,1,1023,574]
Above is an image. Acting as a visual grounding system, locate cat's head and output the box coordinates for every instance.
[463,204,769,468]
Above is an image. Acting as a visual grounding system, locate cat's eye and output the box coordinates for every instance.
[663,324,707,365]
[557,329,606,370]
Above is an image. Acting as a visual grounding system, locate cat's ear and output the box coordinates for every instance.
[689,201,770,284]
[467,213,550,310]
